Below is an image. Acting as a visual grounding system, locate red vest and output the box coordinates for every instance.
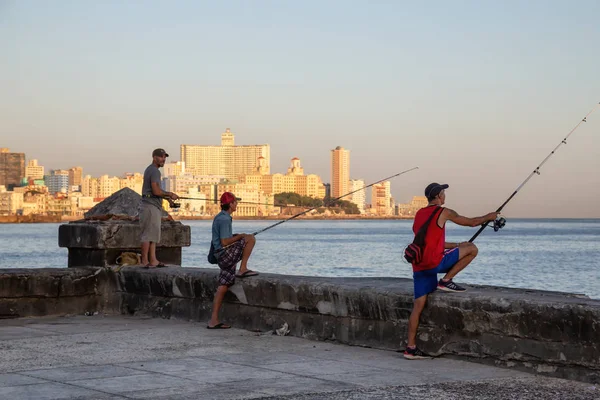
[412,205,445,271]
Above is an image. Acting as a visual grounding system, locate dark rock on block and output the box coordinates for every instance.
[84,187,168,219]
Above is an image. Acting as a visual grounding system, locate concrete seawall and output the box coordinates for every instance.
[1,267,598,383]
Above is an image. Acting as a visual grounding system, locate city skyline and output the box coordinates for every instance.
[2,1,600,217]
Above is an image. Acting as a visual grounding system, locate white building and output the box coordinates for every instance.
[98,175,121,198]
[163,174,223,195]
[180,129,270,180]
[175,188,207,215]
[348,179,366,213]
[25,159,45,181]
[163,161,186,177]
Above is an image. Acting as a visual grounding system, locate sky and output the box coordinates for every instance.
[1,0,599,218]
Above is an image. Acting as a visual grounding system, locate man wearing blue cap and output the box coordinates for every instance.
[404,182,498,360]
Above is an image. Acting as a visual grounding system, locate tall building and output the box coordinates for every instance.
[81,175,99,198]
[98,175,121,198]
[120,173,144,195]
[348,179,366,213]
[371,181,392,216]
[331,146,350,198]
[68,167,83,188]
[0,148,25,189]
[25,159,45,181]
[163,161,185,177]
[46,170,70,194]
[180,129,270,180]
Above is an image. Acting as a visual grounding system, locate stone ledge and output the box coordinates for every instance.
[0,268,119,318]
[0,268,107,298]
[58,220,191,249]
[2,267,599,383]
[116,267,600,383]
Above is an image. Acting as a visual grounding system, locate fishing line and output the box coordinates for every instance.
[213,166,419,253]
[172,197,312,209]
[469,102,599,243]
[251,166,419,236]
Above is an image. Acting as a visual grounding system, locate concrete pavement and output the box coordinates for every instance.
[0,316,597,399]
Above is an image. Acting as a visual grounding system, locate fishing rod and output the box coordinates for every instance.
[251,166,419,236]
[171,196,326,208]
[469,102,599,243]
[212,166,418,254]
[172,197,312,209]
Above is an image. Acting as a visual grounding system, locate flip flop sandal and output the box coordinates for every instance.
[236,270,259,278]
[206,323,231,329]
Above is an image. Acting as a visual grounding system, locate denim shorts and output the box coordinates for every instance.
[413,247,460,299]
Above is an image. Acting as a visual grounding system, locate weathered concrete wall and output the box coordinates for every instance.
[0,268,119,318]
[2,267,599,384]
[115,268,600,384]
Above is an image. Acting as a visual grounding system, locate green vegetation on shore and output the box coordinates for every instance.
[274,192,360,214]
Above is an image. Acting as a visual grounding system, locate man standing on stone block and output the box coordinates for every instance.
[207,191,258,329]
[139,148,179,268]
[404,183,498,360]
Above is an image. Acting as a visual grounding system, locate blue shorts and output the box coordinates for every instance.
[413,248,460,299]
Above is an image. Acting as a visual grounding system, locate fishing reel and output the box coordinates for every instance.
[492,216,506,232]
[170,202,181,209]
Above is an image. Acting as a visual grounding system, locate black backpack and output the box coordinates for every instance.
[404,206,443,265]
[207,242,219,265]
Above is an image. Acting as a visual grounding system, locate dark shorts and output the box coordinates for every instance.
[413,247,460,299]
[216,237,246,287]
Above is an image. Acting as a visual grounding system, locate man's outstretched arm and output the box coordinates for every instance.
[444,208,499,228]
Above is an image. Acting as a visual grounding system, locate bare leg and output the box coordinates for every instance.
[208,285,230,328]
[148,242,162,266]
[407,294,428,347]
[238,235,256,273]
[442,243,478,280]
[141,242,150,265]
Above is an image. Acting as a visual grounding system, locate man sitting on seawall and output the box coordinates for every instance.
[207,192,259,330]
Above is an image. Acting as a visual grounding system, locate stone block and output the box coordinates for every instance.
[0,268,119,318]
[58,221,190,250]
[58,188,191,267]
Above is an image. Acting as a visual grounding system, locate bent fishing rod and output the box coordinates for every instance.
[251,166,419,236]
[469,102,599,243]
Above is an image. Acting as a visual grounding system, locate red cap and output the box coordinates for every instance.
[220,192,240,205]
